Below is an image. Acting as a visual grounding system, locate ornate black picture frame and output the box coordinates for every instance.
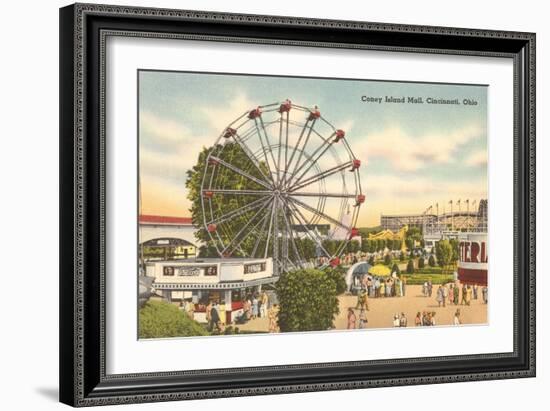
[59,3,535,407]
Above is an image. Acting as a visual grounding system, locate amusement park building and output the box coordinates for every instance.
[139,214,198,246]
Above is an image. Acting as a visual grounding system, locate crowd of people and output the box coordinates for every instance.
[430,282,488,307]
[192,291,281,333]
[355,274,408,298]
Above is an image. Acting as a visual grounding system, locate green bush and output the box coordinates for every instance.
[139,300,208,338]
[406,259,415,274]
[324,266,348,295]
[428,255,436,267]
[384,254,391,265]
[399,252,405,261]
[368,255,375,265]
[276,268,339,332]
[418,257,425,269]
[435,239,453,267]
[391,263,400,275]
[402,273,454,285]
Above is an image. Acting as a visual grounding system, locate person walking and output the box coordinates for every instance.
[421,311,429,326]
[260,291,269,318]
[399,312,407,327]
[205,301,213,328]
[401,276,407,297]
[453,309,462,325]
[356,288,369,311]
[358,309,368,329]
[415,312,422,326]
[473,284,479,300]
[448,284,455,305]
[422,281,428,297]
[466,285,473,306]
[367,278,375,298]
[482,286,488,304]
[347,308,357,329]
[252,295,259,319]
[379,280,385,298]
[425,312,433,326]
[186,299,195,320]
[461,284,468,305]
[210,303,221,332]
[393,314,400,327]
[268,304,279,333]
[453,283,460,305]
[436,285,445,307]
[427,280,433,297]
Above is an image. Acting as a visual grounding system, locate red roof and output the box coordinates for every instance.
[139,215,193,225]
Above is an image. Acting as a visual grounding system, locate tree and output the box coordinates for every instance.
[406,259,415,274]
[449,238,459,263]
[391,263,400,275]
[186,143,270,257]
[324,266,348,295]
[368,240,378,253]
[435,239,453,268]
[399,251,406,262]
[368,255,375,265]
[139,300,208,338]
[276,269,339,332]
[322,239,337,256]
[297,238,316,260]
[347,240,360,253]
[428,254,436,267]
[418,257,425,269]
[406,226,423,247]
[384,254,391,265]
[393,239,402,251]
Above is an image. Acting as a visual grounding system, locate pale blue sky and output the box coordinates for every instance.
[139,70,488,226]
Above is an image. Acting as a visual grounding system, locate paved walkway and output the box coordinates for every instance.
[231,284,487,333]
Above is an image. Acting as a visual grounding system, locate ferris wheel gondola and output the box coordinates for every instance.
[199,100,364,275]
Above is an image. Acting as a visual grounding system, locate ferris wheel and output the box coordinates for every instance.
[200,100,364,275]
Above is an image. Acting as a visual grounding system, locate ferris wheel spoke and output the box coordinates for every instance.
[205,196,270,225]
[204,189,272,195]
[285,119,317,189]
[288,196,352,232]
[230,133,273,186]
[272,196,279,274]
[285,118,312,181]
[280,201,304,266]
[276,116,283,186]
[221,197,273,255]
[251,210,272,257]
[284,198,332,258]
[264,198,277,259]
[288,191,358,199]
[209,156,272,190]
[252,119,277,185]
[285,132,336,189]
[289,161,353,192]
[259,116,280,179]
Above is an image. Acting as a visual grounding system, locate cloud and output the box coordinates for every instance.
[357,123,484,172]
[140,111,191,148]
[200,93,254,133]
[464,150,488,167]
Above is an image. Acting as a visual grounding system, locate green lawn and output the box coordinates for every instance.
[403,272,455,285]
